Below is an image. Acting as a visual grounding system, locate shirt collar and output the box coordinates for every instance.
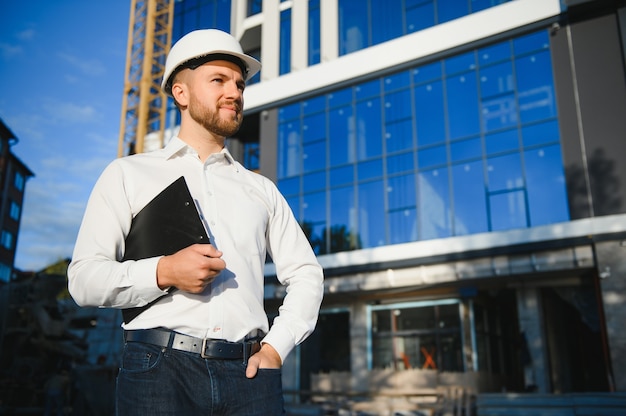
[163,136,238,170]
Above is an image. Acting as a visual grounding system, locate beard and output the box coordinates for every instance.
[188,94,243,138]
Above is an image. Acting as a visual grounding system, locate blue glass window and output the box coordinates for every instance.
[439,0,468,23]
[356,98,383,160]
[387,152,414,175]
[329,106,354,166]
[451,138,482,163]
[275,29,567,255]
[525,145,569,226]
[338,0,512,56]
[447,72,480,139]
[487,153,523,198]
[452,161,488,235]
[388,173,416,210]
[418,168,452,240]
[358,180,386,248]
[389,208,418,244]
[386,119,414,154]
[489,190,528,231]
[486,129,519,155]
[415,81,446,146]
[309,0,321,65]
[280,8,291,75]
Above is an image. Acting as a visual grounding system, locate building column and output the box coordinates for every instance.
[516,287,550,393]
[595,239,626,391]
[350,301,369,392]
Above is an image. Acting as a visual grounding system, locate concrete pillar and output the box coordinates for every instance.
[516,287,550,393]
[350,301,369,392]
[595,239,626,391]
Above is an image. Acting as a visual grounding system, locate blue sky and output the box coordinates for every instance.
[0,2,130,271]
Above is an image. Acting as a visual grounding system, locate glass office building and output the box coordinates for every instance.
[163,0,626,411]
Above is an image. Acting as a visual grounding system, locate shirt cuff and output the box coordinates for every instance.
[262,325,297,364]
[128,256,168,300]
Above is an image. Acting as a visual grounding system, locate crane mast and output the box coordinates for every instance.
[118,0,174,157]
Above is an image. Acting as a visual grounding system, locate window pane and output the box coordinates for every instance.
[303,112,325,143]
[385,89,412,123]
[418,145,447,169]
[330,165,354,188]
[447,72,480,139]
[339,0,368,55]
[330,186,356,252]
[486,129,519,155]
[419,168,452,240]
[478,41,511,66]
[387,173,416,210]
[450,137,482,163]
[415,81,446,146]
[445,51,476,76]
[522,120,560,147]
[358,158,383,182]
[278,176,299,196]
[303,191,326,224]
[358,180,386,247]
[480,61,514,98]
[303,140,326,172]
[413,62,442,85]
[387,152,414,175]
[280,8,291,75]
[389,209,417,244]
[278,121,301,178]
[482,93,517,132]
[303,171,326,193]
[452,161,488,235]
[386,119,414,153]
[525,145,569,226]
[329,106,354,166]
[406,1,435,33]
[438,0,468,23]
[490,190,528,231]
[308,0,321,65]
[516,50,557,123]
[372,0,403,45]
[487,153,523,192]
[356,98,383,160]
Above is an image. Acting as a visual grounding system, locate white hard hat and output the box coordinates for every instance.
[161,29,261,96]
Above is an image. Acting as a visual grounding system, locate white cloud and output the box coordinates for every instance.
[16,28,36,41]
[58,52,106,76]
[0,42,23,59]
[42,100,100,124]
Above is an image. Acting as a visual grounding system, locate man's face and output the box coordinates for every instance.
[184,60,246,138]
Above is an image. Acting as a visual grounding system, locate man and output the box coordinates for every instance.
[68,29,324,415]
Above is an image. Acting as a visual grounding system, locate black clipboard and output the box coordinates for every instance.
[122,176,209,323]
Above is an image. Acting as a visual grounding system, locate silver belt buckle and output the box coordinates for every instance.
[200,338,210,359]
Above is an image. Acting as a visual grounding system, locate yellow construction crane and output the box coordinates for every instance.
[118,0,174,157]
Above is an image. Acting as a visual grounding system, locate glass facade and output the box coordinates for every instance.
[338,0,512,56]
[370,301,463,371]
[277,30,569,255]
[172,0,231,40]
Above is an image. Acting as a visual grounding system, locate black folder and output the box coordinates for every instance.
[122,176,209,323]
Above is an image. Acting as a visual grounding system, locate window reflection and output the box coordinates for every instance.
[277,30,569,253]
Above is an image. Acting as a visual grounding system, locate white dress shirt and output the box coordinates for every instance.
[68,137,324,361]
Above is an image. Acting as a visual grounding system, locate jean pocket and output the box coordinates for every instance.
[121,342,165,373]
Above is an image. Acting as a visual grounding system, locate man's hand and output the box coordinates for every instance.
[246,343,282,378]
[156,244,226,293]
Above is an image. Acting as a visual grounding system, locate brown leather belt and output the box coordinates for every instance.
[124,328,261,360]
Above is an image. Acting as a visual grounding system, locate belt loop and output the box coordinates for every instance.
[167,330,175,349]
[242,341,249,365]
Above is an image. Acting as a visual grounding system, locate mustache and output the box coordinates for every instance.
[219,101,242,112]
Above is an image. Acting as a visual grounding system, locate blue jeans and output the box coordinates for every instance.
[116,341,285,415]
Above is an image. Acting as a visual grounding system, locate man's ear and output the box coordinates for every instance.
[171,81,189,107]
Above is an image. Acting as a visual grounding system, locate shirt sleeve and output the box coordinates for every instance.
[261,180,324,362]
[67,161,168,309]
